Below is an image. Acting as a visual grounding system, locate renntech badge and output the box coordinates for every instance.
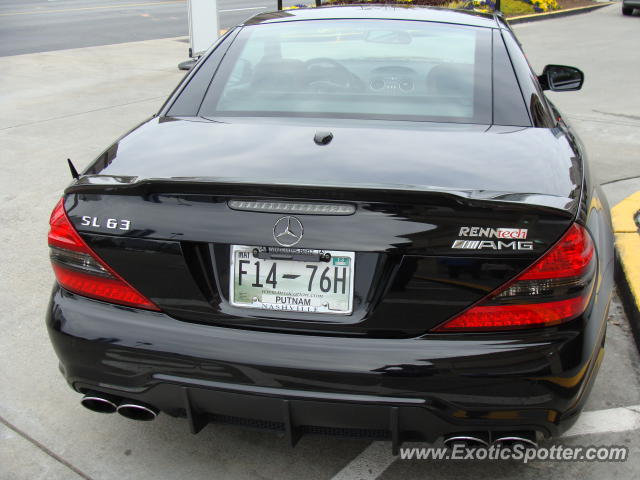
[458,227,528,239]
[452,226,533,250]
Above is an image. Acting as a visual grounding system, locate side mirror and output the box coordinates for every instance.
[539,65,584,92]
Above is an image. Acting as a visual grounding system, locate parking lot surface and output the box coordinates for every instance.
[0,0,271,56]
[1,4,639,480]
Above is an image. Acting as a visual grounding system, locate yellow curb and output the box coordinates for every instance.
[616,233,640,311]
[509,3,614,22]
[612,190,640,233]
[612,192,640,312]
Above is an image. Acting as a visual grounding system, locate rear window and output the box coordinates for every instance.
[197,19,493,124]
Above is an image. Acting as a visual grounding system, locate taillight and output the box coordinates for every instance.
[48,199,159,311]
[433,223,596,332]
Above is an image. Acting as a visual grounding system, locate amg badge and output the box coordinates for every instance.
[452,239,533,250]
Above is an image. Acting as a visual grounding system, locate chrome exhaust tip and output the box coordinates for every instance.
[493,431,538,449]
[116,402,158,421]
[80,392,118,414]
[443,433,490,449]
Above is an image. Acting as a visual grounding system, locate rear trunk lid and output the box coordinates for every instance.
[63,117,582,337]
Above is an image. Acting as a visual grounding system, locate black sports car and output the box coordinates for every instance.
[47,5,614,453]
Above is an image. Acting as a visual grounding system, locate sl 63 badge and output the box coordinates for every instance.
[80,216,131,231]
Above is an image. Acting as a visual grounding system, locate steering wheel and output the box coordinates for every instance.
[303,57,364,92]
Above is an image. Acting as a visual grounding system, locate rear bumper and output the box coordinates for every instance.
[47,284,609,449]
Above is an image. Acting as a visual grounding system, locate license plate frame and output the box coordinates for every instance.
[229,245,355,315]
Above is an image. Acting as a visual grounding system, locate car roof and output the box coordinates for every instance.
[243,5,501,29]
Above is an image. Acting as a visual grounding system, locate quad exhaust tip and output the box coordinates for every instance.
[116,402,158,421]
[443,433,490,449]
[80,392,118,414]
[80,392,159,421]
[492,431,539,449]
[444,431,539,450]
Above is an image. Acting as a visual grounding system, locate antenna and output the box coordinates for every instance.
[67,158,80,180]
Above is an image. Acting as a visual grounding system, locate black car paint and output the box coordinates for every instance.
[78,118,580,200]
[47,6,614,448]
[64,189,573,336]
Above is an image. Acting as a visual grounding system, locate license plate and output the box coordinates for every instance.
[229,245,355,315]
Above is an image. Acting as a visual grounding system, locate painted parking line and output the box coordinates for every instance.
[563,405,640,437]
[331,442,397,480]
[219,7,268,13]
[330,404,640,480]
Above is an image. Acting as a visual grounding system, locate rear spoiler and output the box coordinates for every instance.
[64,175,576,217]
[275,0,503,14]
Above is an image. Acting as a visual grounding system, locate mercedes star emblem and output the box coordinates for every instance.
[273,216,304,247]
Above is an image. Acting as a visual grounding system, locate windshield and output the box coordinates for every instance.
[199,19,492,124]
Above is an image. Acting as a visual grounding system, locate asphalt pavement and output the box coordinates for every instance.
[0,0,271,56]
[1,3,640,480]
